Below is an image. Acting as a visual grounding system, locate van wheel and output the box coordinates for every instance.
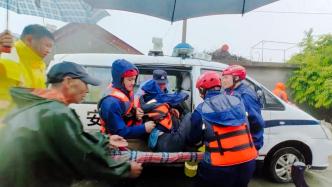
[267,147,305,183]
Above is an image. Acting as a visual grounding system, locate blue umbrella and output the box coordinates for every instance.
[0,0,109,24]
[84,0,280,42]
[84,0,280,22]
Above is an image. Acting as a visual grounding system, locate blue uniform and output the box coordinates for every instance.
[190,90,256,187]
[98,59,146,139]
[225,82,265,150]
[140,79,188,107]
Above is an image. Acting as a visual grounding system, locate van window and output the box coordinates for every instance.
[262,88,285,110]
[243,78,285,110]
[231,78,284,110]
[84,66,112,103]
[201,68,284,110]
[237,80,285,110]
[135,73,177,93]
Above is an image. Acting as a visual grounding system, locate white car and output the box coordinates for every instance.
[49,53,332,183]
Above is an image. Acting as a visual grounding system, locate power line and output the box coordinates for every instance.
[253,10,332,16]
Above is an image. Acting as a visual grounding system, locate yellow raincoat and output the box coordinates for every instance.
[0,40,46,120]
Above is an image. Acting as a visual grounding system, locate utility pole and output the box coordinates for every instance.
[261,40,264,62]
[182,19,187,43]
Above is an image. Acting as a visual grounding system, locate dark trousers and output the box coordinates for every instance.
[194,160,256,187]
[155,114,192,152]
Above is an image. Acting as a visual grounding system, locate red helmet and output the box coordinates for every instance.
[196,71,221,90]
[222,65,246,80]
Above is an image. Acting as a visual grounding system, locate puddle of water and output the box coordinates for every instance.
[305,170,332,187]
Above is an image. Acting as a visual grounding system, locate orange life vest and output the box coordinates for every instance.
[145,103,173,131]
[99,87,136,134]
[138,94,173,132]
[205,123,258,166]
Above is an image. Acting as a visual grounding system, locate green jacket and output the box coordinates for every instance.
[0,88,130,187]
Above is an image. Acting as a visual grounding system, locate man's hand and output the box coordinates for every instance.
[136,107,144,120]
[144,121,156,133]
[0,31,13,53]
[129,162,143,178]
[170,108,180,118]
[109,135,128,148]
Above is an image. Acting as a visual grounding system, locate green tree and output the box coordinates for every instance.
[287,30,332,108]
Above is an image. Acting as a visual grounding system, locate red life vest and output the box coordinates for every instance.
[100,87,136,134]
[205,123,258,166]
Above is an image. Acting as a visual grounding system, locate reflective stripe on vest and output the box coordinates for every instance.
[100,87,135,134]
[205,123,257,166]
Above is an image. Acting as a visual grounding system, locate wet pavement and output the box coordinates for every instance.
[250,156,332,187]
[131,156,332,187]
[133,123,332,187]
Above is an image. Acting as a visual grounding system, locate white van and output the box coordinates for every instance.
[49,53,332,183]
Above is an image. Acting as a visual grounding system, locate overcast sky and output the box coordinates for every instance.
[1,0,332,62]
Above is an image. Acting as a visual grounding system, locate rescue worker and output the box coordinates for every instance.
[136,69,170,103]
[98,59,156,139]
[134,69,169,103]
[0,61,142,187]
[221,65,264,151]
[152,69,169,93]
[138,78,190,152]
[189,71,258,187]
[273,82,289,102]
[138,69,187,118]
[0,24,54,120]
